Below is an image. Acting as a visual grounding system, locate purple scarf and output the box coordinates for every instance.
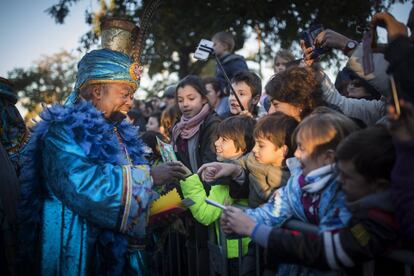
[172,104,210,150]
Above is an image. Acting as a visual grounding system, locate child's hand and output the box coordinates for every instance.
[388,100,414,142]
[220,212,233,234]
[221,206,256,236]
[197,162,242,182]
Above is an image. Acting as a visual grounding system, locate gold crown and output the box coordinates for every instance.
[100,17,140,57]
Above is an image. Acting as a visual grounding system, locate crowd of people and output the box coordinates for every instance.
[0,6,414,276]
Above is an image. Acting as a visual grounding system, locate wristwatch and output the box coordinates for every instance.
[343,40,358,55]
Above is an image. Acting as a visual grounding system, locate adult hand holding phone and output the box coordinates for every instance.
[371,12,408,43]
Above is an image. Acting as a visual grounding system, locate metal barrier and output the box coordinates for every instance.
[155,217,414,276]
[283,219,414,276]
[210,219,414,276]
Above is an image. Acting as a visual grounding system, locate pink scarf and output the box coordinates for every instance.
[172,104,210,150]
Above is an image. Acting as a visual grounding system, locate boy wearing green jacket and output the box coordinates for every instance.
[180,115,255,275]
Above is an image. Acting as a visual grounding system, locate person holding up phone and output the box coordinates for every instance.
[300,27,389,126]
[212,31,248,95]
[376,8,414,106]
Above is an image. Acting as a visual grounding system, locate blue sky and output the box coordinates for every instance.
[0,0,412,77]
[0,0,91,76]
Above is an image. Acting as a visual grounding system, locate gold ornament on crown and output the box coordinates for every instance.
[100,0,162,85]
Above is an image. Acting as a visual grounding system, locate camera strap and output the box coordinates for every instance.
[362,31,375,75]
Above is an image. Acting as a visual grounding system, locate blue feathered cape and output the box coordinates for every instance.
[18,101,149,275]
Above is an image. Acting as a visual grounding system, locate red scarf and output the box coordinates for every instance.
[172,104,210,150]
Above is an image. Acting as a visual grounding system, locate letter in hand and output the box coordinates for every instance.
[220,206,256,236]
[151,161,189,186]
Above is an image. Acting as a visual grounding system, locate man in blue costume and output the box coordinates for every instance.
[18,20,188,275]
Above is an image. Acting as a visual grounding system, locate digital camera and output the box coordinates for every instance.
[300,24,327,58]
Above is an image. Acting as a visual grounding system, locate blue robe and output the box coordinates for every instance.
[18,101,158,275]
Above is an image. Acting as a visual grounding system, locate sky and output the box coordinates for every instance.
[0,0,91,75]
[0,0,412,99]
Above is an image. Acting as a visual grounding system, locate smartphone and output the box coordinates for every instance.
[300,24,327,58]
[205,198,227,210]
[194,39,214,61]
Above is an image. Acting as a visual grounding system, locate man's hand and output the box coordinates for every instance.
[371,12,408,43]
[197,162,243,183]
[151,162,188,186]
[388,100,414,142]
[220,206,256,236]
[314,29,352,51]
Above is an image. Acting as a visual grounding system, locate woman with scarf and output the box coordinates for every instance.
[172,75,221,174]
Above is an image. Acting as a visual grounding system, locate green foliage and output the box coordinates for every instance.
[47,0,408,80]
[8,51,77,112]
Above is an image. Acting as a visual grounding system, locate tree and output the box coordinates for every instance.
[47,0,408,79]
[8,51,78,112]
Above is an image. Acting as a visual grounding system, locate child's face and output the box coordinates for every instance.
[252,137,285,166]
[205,83,220,107]
[177,85,207,118]
[213,38,228,57]
[214,136,243,161]
[229,81,257,115]
[294,135,332,176]
[337,160,376,202]
[146,116,160,132]
[268,99,301,121]
[274,56,288,74]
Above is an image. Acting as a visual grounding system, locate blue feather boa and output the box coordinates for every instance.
[19,101,148,274]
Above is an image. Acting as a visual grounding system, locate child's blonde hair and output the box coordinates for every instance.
[293,108,359,158]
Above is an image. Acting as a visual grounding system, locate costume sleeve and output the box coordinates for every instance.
[180,174,232,226]
[42,124,157,238]
[244,185,292,227]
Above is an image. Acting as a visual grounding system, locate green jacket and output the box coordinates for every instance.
[180,174,250,259]
[180,174,250,258]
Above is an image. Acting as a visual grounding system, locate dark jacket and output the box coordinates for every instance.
[391,139,414,245]
[252,191,400,273]
[385,36,414,104]
[175,110,221,172]
[0,143,19,276]
[215,53,248,93]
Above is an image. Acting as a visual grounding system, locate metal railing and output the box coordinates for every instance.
[156,218,414,276]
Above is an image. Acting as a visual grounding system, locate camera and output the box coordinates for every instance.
[300,24,328,58]
[194,39,214,61]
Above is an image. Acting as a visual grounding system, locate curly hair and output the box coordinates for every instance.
[265,66,326,119]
